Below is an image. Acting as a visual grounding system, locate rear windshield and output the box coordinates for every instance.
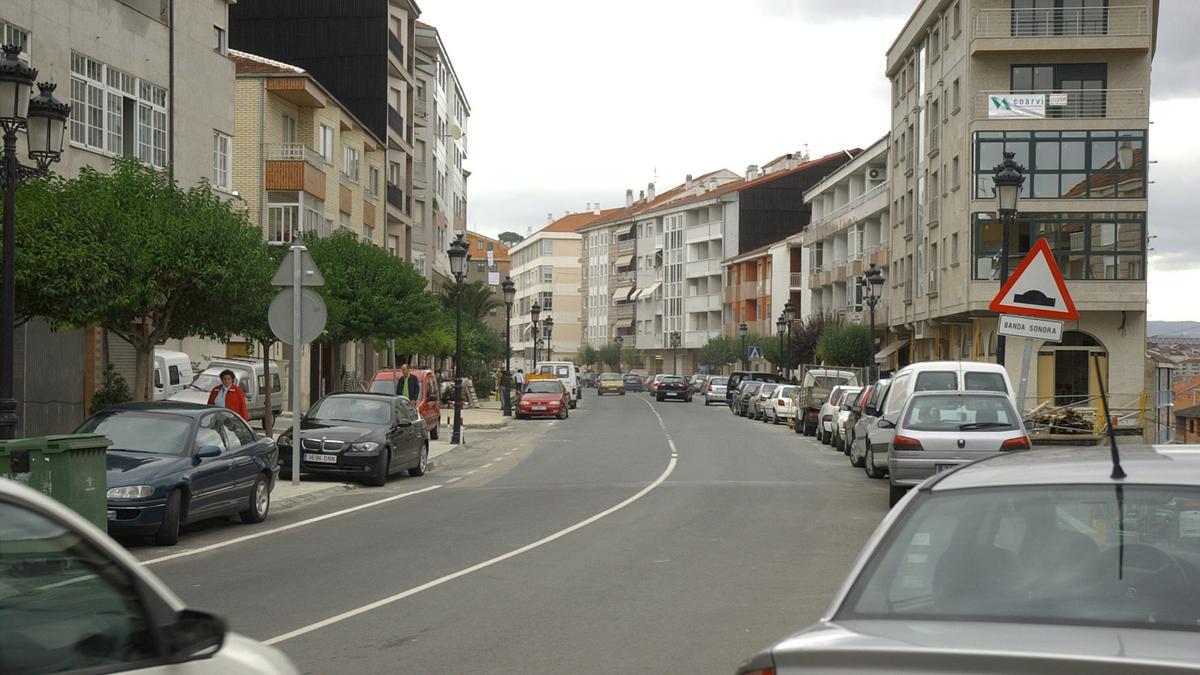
[776,386,796,398]
[965,371,1007,393]
[526,381,563,394]
[902,395,1018,431]
[600,374,622,381]
[710,377,728,385]
[760,384,777,396]
[914,371,957,392]
[663,376,686,383]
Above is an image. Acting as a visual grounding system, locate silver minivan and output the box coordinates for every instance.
[170,358,284,422]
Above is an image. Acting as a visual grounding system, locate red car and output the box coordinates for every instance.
[368,368,441,439]
[516,378,570,420]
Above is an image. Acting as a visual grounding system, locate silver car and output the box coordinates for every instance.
[849,378,890,469]
[703,376,728,405]
[738,446,1200,674]
[763,385,797,425]
[752,383,780,420]
[883,390,1029,506]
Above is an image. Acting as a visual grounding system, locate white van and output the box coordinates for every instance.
[536,361,580,408]
[152,349,195,401]
[168,358,284,421]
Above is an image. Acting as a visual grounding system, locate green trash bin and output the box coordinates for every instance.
[0,434,111,530]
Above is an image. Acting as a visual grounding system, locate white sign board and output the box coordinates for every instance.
[486,250,495,267]
[998,314,1063,343]
[1047,92,1069,107]
[488,271,500,286]
[987,94,1046,119]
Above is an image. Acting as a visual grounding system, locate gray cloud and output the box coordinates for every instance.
[750,0,913,21]
[1151,0,1200,99]
[469,187,627,238]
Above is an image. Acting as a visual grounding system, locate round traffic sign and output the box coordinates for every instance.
[268,288,327,345]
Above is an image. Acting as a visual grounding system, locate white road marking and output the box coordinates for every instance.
[445,477,463,484]
[482,463,494,469]
[140,485,443,567]
[263,389,680,646]
[465,470,476,475]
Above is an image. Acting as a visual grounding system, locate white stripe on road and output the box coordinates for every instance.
[263,393,679,646]
[140,485,442,567]
[445,477,463,484]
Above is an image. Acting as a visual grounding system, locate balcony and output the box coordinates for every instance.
[685,293,722,314]
[685,258,721,278]
[614,303,635,319]
[268,143,324,167]
[685,221,723,244]
[973,6,1150,51]
[387,184,405,212]
[389,31,405,64]
[806,182,889,241]
[414,96,428,124]
[789,272,803,289]
[266,144,326,198]
[617,238,636,253]
[387,105,408,143]
[973,89,1146,121]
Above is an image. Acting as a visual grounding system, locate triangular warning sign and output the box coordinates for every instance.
[989,238,1079,320]
[271,247,325,287]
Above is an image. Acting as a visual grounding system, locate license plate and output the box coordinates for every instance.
[935,463,951,474]
[533,405,547,411]
[304,453,338,464]
[667,392,679,397]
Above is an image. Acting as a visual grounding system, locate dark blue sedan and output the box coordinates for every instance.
[75,402,279,546]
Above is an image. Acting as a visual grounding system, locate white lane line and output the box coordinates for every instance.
[481,462,494,469]
[263,388,680,647]
[465,470,476,475]
[445,477,463,484]
[141,485,443,567]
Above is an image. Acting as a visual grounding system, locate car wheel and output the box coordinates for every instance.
[865,446,886,479]
[889,483,907,507]
[558,406,568,420]
[429,422,439,441]
[239,473,271,524]
[367,448,390,487]
[620,391,625,396]
[843,434,853,456]
[408,443,428,477]
[155,489,183,546]
[570,399,577,409]
[655,395,663,402]
[849,440,865,468]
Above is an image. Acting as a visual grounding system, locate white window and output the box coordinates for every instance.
[368,165,381,197]
[212,131,231,191]
[267,194,300,244]
[343,145,360,181]
[282,114,296,144]
[542,239,553,256]
[213,25,226,54]
[319,124,334,163]
[364,224,375,242]
[2,21,31,64]
[542,266,553,283]
[70,53,166,167]
[339,211,351,231]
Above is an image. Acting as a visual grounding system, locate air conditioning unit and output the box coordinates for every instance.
[868,167,886,181]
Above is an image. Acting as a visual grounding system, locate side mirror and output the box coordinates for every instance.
[165,609,226,662]
[196,446,222,459]
[395,419,413,428]
[840,404,851,412]
[864,405,878,417]
[878,417,896,430]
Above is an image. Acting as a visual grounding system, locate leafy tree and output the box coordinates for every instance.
[90,364,132,414]
[781,314,831,369]
[698,336,739,369]
[13,158,269,400]
[437,279,500,320]
[578,345,599,369]
[497,231,525,247]
[599,344,622,372]
[225,245,285,434]
[816,323,872,367]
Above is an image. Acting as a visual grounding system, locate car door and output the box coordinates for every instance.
[395,398,423,465]
[218,412,264,512]
[190,413,234,518]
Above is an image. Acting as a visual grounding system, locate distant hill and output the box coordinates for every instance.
[1148,321,1200,338]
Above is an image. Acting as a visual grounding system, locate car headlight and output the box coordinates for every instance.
[107,485,154,499]
[349,442,380,453]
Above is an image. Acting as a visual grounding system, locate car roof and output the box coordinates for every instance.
[97,401,213,416]
[928,445,1200,491]
[321,392,399,400]
[897,360,1008,373]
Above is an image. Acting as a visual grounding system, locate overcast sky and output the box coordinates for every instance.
[421,0,1198,322]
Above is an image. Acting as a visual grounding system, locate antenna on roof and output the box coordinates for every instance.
[1094,352,1125,479]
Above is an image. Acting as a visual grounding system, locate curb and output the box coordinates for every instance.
[272,482,358,509]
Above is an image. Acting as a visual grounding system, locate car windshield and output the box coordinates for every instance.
[526,381,562,394]
[840,485,1200,632]
[76,411,193,455]
[600,374,621,381]
[903,395,1018,431]
[965,371,1007,393]
[710,377,728,386]
[307,397,392,425]
[368,378,397,394]
[190,371,223,391]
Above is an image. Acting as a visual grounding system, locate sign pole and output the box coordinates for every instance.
[291,244,303,487]
[1016,337,1034,415]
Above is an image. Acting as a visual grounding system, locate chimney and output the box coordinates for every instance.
[745,164,759,181]
[639,189,645,201]
[625,189,634,207]
[785,153,797,170]
[592,202,601,215]
[547,212,553,224]
[706,177,718,191]
[685,173,694,190]
[646,182,656,202]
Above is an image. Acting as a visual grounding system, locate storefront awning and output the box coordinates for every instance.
[615,254,635,268]
[874,340,908,363]
[628,288,644,300]
[612,286,634,302]
[614,318,634,329]
[640,281,662,299]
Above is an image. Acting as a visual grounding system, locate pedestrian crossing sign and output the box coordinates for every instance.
[748,346,763,361]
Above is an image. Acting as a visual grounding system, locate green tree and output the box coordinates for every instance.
[224,245,285,434]
[497,231,525,247]
[578,345,599,369]
[14,158,270,400]
[816,323,872,367]
[698,336,739,369]
[599,344,622,372]
[785,314,831,368]
[437,279,500,320]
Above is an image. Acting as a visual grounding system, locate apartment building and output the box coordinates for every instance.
[462,231,510,334]
[411,21,470,285]
[229,0,422,259]
[1,0,237,433]
[800,136,893,355]
[724,245,778,341]
[886,0,1156,409]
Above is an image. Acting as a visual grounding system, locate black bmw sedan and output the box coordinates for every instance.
[277,393,428,487]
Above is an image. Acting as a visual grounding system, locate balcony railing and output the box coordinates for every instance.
[810,182,888,229]
[414,96,428,120]
[974,89,1146,120]
[388,105,407,140]
[388,31,405,66]
[789,272,803,288]
[387,184,404,212]
[412,161,428,184]
[268,143,324,168]
[617,238,636,253]
[973,6,1149,39]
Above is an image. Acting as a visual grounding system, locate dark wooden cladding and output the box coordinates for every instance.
[737,156,855,255]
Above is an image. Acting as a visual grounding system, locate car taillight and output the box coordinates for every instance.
[1001,436,1031,451]
[707,384,713,392]
[892,435,924,451]
[778,399,786,405]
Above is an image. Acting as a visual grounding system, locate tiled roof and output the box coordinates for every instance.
[722,240,784,265]
[229,49,306,75]
[540,207,628,233]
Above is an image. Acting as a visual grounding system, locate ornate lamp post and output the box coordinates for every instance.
[776,315,787,373]
[501,276,516,417]
[992,151,1025,367]
[860,264,886,382]
[529,301,541,369]
[543,315,554,361]
[447,234,470,444]
[669,331,681,374]
[614,335,624,372]
[782,300,796,375]
[738,321,749,370]
[0,45,69,440]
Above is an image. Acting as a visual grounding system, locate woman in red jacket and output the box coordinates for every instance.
[207,369,249,420]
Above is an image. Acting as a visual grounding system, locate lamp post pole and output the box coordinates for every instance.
[0,46,69,440]
[992,151,1025,367]
[776,315,786,374]
[543,316,554,362]
[738,322,749,370]
[615,335,623,373]
[862,264,885,383]
[782,300,795,377]
[530,301,541,370]
[670,331,680,374]
[501,276,515,417]
[447,234,470,445]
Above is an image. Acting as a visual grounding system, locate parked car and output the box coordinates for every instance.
[703,376,729,405]
[833,386,863,452]
[152,348,194,401]
[622,373,645,392]
[763,385,797,425]
[838,385,873,454]
[277,393,428,487]
[736,381,764,417]
[0,477,298,674]
[168,358,284,423]
[597,372,626,395]
[647,373,669,394]
[689,373,709,393]
[516,377,571,419]
[793,366,862,436]
[579,372,598,388]
[863,361,1016,482]
[817,386,854,445]
[884,390,1029,506]
[655,375,692,402]
[369,368,441,440]
[440,377,473,404]
[752,383,781,420]
[738,446,1200,675]
[76,402,278,546]
[726,371,788,409]
[537,361,581,408]
[849,380,890,466]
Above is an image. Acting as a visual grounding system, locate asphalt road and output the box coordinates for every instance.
[138,391,889,674]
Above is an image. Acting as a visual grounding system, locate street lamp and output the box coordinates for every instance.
[860,264,886,383]
[0,45,69,440]
[782,299,796,375]
[614,335,624,372]
[738,321,749,370]
[530,301,541,369]
[447,233,470,444]
[992,151,1026,367]
[669,331,681,374]
[776,314,787,372]
[543,315,554,361]
[501,276,516,417]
